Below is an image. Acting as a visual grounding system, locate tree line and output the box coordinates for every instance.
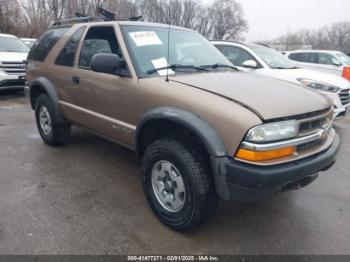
[265,21,350,53]
[0,0,248,40]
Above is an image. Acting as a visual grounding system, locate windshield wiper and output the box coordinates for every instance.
[200,63,240,71]
[147,64,208,75]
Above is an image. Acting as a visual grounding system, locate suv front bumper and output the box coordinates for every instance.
[0,79,26,91]
[211,133,340,202]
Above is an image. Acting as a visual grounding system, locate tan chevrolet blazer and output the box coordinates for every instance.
[25,18,340,231]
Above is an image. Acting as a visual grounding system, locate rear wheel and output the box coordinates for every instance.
[35,94,71,146]
[142,136,218,231]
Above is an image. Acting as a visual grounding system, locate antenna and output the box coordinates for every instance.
[166,22,171,82]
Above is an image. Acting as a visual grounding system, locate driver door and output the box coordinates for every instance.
[63,25,136,147]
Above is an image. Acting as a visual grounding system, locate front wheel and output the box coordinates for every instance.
[35,94,71,146]
[142,136,218,231]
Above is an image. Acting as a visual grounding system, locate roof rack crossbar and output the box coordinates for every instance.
[75,12,88,18]
[98,7,115,21]
[129,15,143,21]
[52,17,93,26]
[51,7,143,27]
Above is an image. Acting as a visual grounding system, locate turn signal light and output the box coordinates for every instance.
[236,146,295,161]
[342,67,350,81]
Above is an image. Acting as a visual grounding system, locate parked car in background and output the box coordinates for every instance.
[26,18,339,230]
[0,33,29,92]
[287,50,350,76]
[21,38,37,48]
[213,41,350,119]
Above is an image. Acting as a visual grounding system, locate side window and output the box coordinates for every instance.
[216,45,256,67]
[289,53,310,63]
[28,28,68,62]
[288,53,300,61]
[55,27,86,67]
[318,53,339,65]
[78,26,124,70]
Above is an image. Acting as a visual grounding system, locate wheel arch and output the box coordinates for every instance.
[135,107,227,158]
[29,77,65,123]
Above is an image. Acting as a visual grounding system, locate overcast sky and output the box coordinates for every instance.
[203,0,350,41]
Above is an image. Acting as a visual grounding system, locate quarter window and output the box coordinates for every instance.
[55,27,86,67]
[28,28,68,62]
[289,52,318,63]
[318,53,338,65]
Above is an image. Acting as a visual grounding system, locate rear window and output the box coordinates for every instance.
[28,27,69,62]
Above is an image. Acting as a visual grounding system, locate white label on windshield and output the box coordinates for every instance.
[151,57,175,76]
[129,31,163,47]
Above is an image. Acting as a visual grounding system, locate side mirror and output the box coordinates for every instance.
[242,60,258,69]
[91,53,127,76]
[331,58,342,67]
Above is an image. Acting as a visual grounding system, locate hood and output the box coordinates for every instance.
[169,72,331,121]
[0,52,28,62]
[270,68,350,89]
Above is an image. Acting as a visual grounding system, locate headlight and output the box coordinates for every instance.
[236,120,298,162]
[245,120,298,142]
[298,78,340,93]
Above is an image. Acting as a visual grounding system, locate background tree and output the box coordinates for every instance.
[0,0,248,41]
[265,21,350,53]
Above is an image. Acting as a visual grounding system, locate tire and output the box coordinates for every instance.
[35,94,71,146]
[142,136,218,231]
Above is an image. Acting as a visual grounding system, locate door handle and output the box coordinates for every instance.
[72,76,80,85]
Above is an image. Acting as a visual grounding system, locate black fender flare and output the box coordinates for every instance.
[135,107,227,157]
[135,107,231,199]
[30,77,65,123]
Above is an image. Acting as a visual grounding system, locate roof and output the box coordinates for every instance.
[21,38,37,41]
[289,50,341,54]
[0,33,16,38]
[211,40,268,49]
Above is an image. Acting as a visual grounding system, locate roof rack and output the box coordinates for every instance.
[97,7,115,21]
[51,7,142,27]
[52,16,94,27]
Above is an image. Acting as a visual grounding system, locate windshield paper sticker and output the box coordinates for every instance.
[151,58,175,76]
[129,31,163,47]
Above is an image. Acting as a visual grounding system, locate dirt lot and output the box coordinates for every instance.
[0,93,349,255]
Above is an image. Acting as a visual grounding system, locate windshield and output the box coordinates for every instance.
[122,26,232,77]
[250,45,296,69]
[335,52,350,65]
[0,37,30,53]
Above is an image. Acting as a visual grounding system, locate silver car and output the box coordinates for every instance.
[288,50,350,76]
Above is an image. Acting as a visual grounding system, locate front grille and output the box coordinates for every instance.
[0,61,26,75]
[297,139,322,152]
[299,118,330,136]
[296,108,333,152]
[0,79,25,87]
[298,108,333,137]
[339,89,350,105]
